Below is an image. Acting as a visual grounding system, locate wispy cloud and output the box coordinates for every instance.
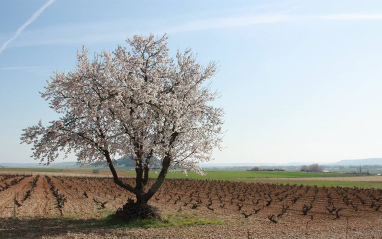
[166,15,286,33]
[0,0,55,55]
[319,13,382,21]
[167,13,382,33]
[2,11,382,49]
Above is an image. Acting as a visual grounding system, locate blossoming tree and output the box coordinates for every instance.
[21,34,223,219]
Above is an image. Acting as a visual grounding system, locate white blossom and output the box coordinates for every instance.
[21,34,224,203]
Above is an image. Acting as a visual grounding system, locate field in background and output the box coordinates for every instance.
[1,168,382,189]
[156,171,382,189]
[0,168,365,178]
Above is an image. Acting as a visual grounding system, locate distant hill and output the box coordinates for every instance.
[329,158,382,166]
[90,156,135,167]
[115,156,135,167]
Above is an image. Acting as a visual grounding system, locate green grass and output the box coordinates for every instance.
[271,180,382,189]
[125,170,358,181]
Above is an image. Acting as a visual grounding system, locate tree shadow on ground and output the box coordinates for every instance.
[0,216,131,239]
[0,212,223,238]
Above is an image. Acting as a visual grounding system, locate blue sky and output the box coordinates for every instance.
[1,0,382,165]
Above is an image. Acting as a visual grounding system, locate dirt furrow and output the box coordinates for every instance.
[16,176,60,217]
[0,176,34,217]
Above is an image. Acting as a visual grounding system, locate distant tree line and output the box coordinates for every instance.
[248,167,285,172]
[300,164,323,172]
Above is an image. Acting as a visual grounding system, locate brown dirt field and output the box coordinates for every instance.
[1,216,381,239]
[16,176,60,217]
[0,175,34,217]
[1,174,382,238]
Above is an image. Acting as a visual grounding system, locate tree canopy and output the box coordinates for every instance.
[21,34,224,206]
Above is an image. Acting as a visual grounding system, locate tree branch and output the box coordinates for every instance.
[103,149,136,194]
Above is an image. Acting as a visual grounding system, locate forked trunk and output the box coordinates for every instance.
[135,188,146,205]
[103,132,178,221]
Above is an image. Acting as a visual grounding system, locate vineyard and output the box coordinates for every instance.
[1,173,382,238]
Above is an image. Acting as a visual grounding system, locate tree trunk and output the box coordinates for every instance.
[143,131,178,202]
[142,149,153,186]
[143,153,171,202]
[135,148,145,191]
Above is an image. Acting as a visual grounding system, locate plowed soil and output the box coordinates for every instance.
[1,174,381,238]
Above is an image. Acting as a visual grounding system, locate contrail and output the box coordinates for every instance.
[0,0,55,55]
